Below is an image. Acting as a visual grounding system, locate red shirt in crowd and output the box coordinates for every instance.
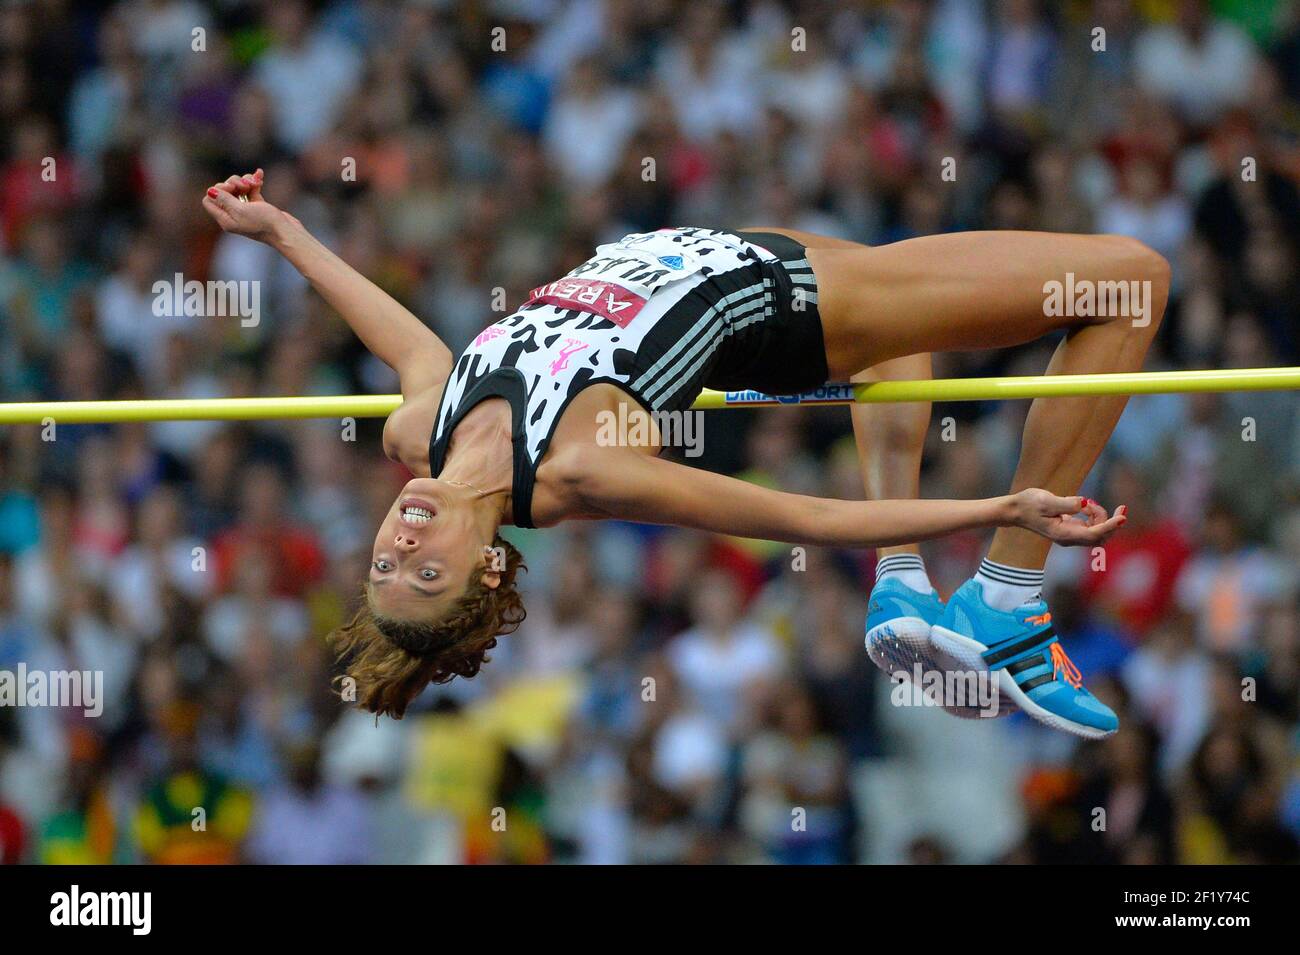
[0,804,24,865]
[1079,518,1192,639]
[211,523,326,598]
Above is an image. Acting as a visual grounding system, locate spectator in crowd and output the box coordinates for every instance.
[245,741,372,864]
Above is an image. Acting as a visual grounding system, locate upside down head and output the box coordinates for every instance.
[329,479,526,719]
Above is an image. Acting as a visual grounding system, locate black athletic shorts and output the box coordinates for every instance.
[618,228,830,416]
[705,229,828,396]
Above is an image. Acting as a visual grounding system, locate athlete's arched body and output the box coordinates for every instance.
[203,169,1167,736]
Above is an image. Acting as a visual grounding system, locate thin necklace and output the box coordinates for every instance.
[444,478,490,496]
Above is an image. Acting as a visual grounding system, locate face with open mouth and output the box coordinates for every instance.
[368,479,498,621]
[398,498,435,527]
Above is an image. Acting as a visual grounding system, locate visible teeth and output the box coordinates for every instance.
[402,506,432,524]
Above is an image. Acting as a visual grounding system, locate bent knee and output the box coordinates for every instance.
[1100,235,1171,294]
[1082,236,1170,332]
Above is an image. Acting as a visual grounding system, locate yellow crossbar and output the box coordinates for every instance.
[0,367,1296,424]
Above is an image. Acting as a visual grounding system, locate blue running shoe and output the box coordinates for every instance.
[930,579,1118,739]
[866,578,1001,719]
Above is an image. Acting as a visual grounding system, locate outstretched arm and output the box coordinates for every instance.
[202,170,452,397]
[566,447,1126,548]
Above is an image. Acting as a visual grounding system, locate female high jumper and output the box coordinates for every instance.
[203,169,1166,737]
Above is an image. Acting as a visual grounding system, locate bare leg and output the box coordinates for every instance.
[805,231,1167,736]
[736,226,935,565]
[984,320,1160,570]
[809,232,1170,574]
[850,354,932,560]
[738,233,942,690]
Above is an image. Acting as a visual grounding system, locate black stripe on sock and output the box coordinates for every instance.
[978,561,1045,585]
[978,562,1043,580]
[979,560,1043,576]
[877,556,924,570]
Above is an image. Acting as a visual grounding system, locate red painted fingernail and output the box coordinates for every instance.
[207,187,218,198]
[1080,498,1092,508]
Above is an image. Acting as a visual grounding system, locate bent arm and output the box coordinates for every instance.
[268,215,453,397]
[204,172,453,397]
[566,447,1123,548]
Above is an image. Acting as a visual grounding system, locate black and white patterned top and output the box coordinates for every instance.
[428,227,821,527]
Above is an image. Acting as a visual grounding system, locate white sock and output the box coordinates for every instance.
[874,553,932,594]
[974,559,1044,612]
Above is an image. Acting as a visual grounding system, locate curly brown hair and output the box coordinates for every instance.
[329,536,526,719]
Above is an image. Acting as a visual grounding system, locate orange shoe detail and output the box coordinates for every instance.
[1049,642,1083,690]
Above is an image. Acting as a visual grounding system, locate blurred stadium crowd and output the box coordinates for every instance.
[1,0,1299,864]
